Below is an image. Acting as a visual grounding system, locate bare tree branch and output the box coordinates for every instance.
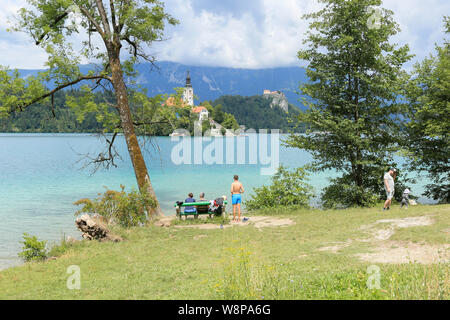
[73,132,122,174]
[35,11,69,45]
[109,0,119,33]
[79,6,107,40]
[95,0,112,39]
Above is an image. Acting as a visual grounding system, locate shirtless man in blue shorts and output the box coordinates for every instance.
[231,175,244,222]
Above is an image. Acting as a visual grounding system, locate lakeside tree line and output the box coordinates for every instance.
[0,90,297,135]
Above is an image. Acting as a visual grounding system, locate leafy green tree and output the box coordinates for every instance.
[246,166,312,210]
[201,119,211,135]
[0,0,178,217]
[285,0,412,207]
[200,100,213,113]
[221,112,239,131]
[404,17,450,203]
[211,104,225,123]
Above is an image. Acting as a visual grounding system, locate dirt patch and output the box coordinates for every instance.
[371,228,396,241]
[173,216,295,230]
[175,224,226,230]
[375,216,434,228]
[318,240,353,253]
[357,241,449,264]
[154,216,176,227]
[355,215,450,264]
[247,216,295,229]
[320,215,448,264]
[360,216,434,232]
[359,216,435,242]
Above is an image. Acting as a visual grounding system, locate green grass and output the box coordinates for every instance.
[171,214,230,226]
[0,204,448,299]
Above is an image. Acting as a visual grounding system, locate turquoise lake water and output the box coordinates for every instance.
[0,133,431,270]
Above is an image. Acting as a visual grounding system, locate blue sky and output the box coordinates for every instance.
[0,0,449,69]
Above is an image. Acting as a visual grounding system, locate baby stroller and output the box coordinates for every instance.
[211,197,225,216]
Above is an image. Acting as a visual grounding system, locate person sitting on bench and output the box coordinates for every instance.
[197,192,209,214]
[184,193,197,214]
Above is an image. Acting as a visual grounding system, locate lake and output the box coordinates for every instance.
[0,133,431,270]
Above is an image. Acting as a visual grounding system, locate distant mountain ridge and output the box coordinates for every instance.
[17,61,308,109]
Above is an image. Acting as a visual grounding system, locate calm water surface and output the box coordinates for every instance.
[0,133,430,270]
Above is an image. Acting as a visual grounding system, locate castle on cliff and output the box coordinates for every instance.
[263,90,289,113]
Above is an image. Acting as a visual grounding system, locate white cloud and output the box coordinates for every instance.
[0,0,47,69]
[0,0,448,69]
[152,0,316,68]
[383,0,449,61]
[154,0,450,69]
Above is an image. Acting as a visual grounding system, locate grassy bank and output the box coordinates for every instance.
[0,204,448,299]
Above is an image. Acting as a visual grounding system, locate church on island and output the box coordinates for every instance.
[186,72,209,121]
[184,71,209,121]
[165,71,209,122]
[168,71,237,137]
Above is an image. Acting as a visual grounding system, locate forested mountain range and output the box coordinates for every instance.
[16,61,307,109]
[0,91,305,134]
[2,62,308,134]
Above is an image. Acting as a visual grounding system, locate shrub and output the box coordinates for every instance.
[74,184,157,228]
[246,166,313,211]
[321,168,417,209]
[321,175,379,209]
[18,233,48,262]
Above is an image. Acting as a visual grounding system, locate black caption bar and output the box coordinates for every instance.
[1,300,444,319]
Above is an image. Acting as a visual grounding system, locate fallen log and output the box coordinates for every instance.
[75,214,122,242]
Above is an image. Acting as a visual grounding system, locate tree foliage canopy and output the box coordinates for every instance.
[285,0,412,207]
[246,166,313,210]
[404,17,450,203]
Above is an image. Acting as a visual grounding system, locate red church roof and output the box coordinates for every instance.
[192,106,208,113]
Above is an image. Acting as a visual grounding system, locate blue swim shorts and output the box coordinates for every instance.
[232,194,242,205]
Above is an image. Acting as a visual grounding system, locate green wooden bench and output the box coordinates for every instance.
[174,201,227,219]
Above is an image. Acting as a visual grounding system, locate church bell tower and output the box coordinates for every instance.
[183,71,194,106]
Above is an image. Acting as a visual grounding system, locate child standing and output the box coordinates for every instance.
[401,188,411,209]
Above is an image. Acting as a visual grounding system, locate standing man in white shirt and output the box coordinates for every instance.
[383,168,396,211]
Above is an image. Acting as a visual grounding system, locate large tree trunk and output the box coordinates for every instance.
[109,53,163,218]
